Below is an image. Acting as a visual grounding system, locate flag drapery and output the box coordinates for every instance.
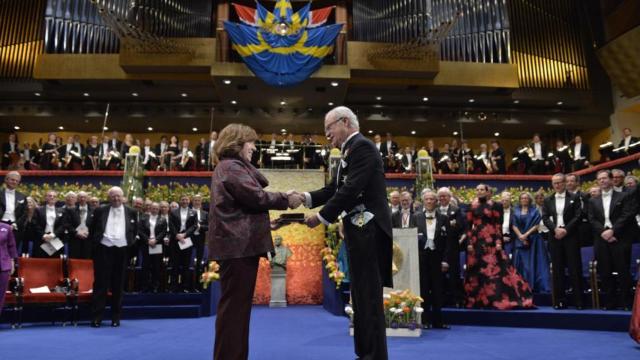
[225,1,342,87]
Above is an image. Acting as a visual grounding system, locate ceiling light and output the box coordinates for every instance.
[513,100,520,104]
[58,126,64,130]
[230,100,237,105]
[422,97,429,102]
[147,127,153,131]
[376,96,382,101]
[83,93,90,97]
[328,102,334,106]
[181,93,188,98]
[468,98,475,103]
[223,79,231,85]
[556,101,563,106]
[131,92,139,97]
[280,100,287,106]
[14,126,20,130]
[34,92,41,97]
[103,126,109,130]
[281,128,286,132]
[192,127,198,132]
[330,81,339,87]
[368,130,373,134]
[494,132,500,137]
[410,130,416,135]
[453,131,459,136]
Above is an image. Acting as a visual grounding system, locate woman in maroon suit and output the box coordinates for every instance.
[0,222,17,315]
[208,123,300,360]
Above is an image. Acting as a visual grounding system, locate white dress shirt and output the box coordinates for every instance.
[194,209,202,235]
[2,188,16,222]
[400,209,411,228]
[502,208,511,235]
[573,143,582,159]
[533,142,542,160]
[45,205,56,233]
[602,190,613,228]
[405,153,412,170]
[179,207,189,232]
[143,146,151,163]
[149,215,158,239]
[424,211,437,250]
[101,206,127,247]
[555,192,566,227]
[386,141,393,153]
[78,205,88,229]
[624,136,631,149]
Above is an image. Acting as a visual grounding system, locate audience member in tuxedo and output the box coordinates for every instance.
[476,143,491,174]
[208,123,298,360]
[2,133,20,170]
[89,196,100,210]
[0,221,17,317]
[169,195,198,292]
[191,194,208,291]
[571,136,590,171]
[500,191,515,258]
[166,136,180,170]
[155,135,169,169]
[71,191,92,258]
[391,192,415,228]
[528,134,548,174]
[59,136,83,170]
[566,174,593,247]
[1,172,26,250]
[618,127,639,152]
[513,192,551,294]
[140,202,167,293]
[612,169,627,193]
[120,134,134,159]
[89,186,138,327]
[141,138,159,171]
[437,187,465,308]
[98,136,111,170]
[33,191,65,258]
[415,189,450,329]
[59,192,83,258]
[373,134,383,157]
[389,191,401,214]
[16,197,41,255]
[381,132,398,158]
[552,140,572,174]
[22,142,38,170]
[426,140,440,172]
[588,170,635,310]
[110,131,122,155]
[490,140,506,174]
[206,131,218,170]
[195,137,207,170]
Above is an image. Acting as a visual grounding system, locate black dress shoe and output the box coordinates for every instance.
[111,321,120,327]
[90,321,101,328]
[553,302,566,310]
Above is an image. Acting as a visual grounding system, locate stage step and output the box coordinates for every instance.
[444,306,631,332]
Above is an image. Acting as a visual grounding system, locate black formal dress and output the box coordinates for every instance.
[588,190,635,308]
[16,211,42,256]
[308,132,392,360]
[463,199,534,309]
[414,210,449,327]
[89,205,138,324]
[490,148,506,174]
[542,192,583,307]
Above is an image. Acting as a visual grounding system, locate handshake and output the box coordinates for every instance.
[286,190,306,209]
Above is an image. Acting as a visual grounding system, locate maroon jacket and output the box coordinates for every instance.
[208,156,289,261]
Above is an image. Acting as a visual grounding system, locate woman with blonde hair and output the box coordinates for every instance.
[207,123,301,360]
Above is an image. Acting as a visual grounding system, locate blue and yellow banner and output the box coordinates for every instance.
[225,1,342,87]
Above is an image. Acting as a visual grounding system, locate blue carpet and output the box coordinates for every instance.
[2,306,638,360]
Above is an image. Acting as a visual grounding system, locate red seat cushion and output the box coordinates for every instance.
[67,259,94,293]
[18,258,65,291]
[21,293,68,304]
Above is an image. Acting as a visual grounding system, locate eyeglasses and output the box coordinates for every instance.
[324,117,345,133]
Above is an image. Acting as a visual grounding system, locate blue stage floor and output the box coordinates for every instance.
[2,306,638,360]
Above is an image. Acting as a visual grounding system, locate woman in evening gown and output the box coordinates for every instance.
[464,184,535,310]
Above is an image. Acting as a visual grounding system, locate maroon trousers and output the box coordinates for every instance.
[214,256,259,360]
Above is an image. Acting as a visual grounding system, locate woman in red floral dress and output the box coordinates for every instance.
[464,184,535,310]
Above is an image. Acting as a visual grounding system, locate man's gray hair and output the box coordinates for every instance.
[437,187,452,196]
[421,189,436,199]
[108,186,124,196]
[328,106,359,130]
[420,187,434,197]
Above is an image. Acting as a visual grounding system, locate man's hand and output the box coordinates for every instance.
[554,228,567,240]
[467,244,474,253]
[287,191,304,209]
[601,229,614,241]
[304,214,321,228]
[496,243,503,252]
[149,238,157,247]
[176,233,185,241]
[10,259,15,275]
[441,262,449,273]
[163,237,170,245]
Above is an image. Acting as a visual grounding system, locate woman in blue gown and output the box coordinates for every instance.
[511,192,551,293]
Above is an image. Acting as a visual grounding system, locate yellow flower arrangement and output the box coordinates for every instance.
[322,223,345,288]
[200,261,221,289]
